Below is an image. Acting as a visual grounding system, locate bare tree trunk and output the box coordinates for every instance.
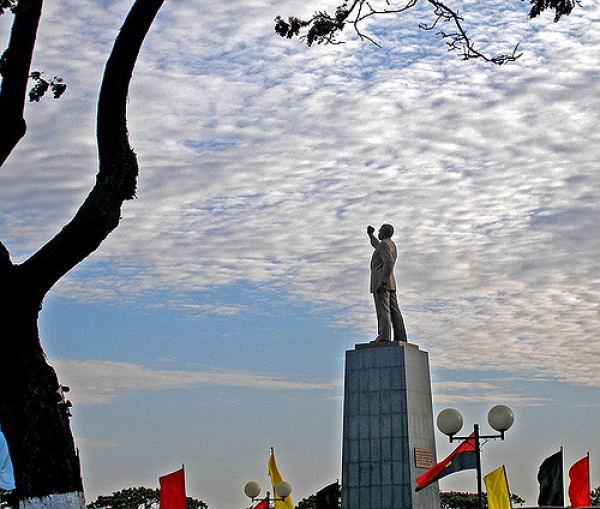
[0,260,83,503]
[0,0,166,505]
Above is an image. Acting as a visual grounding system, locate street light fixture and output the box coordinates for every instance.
[244,482,261,500]
[437,405,514,509]
[244,481,292,509]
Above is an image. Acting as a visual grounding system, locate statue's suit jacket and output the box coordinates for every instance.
[370,237,397,293]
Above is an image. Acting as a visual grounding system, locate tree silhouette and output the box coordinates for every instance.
[276,0,579,63]
[86,487,207,509]
[440,491,525,509]
[0,0,166,506]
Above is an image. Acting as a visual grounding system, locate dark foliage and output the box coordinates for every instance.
[525,0,581,22]
[86,487,208,509]
[28,72,67,102]
[590,486,600,507]
[0,0,16,16]
[295,494,317,509]
[440,491,525,509]
[0,489,18,509]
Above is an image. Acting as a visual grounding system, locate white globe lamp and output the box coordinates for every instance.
[276,481,292,499]
[244,481,261,499]
[487,405,514,433]
[437,408,463,437]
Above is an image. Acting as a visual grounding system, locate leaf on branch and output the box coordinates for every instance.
[28,73,67,102]
[275,3,350,46]
[51,78,67,99]
[274,16,305,39]
[525,0,581,22]
[0,0,16,16]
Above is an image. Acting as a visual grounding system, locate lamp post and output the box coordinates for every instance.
[437,405,515,509]
[244,480,292,509]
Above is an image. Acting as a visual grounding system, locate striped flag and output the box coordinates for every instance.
[252,499,269,509]
[415,433,477,491]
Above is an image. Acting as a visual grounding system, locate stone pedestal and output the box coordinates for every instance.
[341,341,439,509]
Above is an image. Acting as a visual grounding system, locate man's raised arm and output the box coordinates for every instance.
[367,225,378,249]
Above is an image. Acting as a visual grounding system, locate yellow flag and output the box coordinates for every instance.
[268,447,294,509]
[484,466,512,509]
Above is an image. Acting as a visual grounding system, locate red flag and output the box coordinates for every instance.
[160,467,186,509]
[252,499,269,509]
[568,455,591,509]
[415,433,477,491]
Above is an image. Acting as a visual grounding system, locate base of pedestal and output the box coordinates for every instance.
[341,342,440,509]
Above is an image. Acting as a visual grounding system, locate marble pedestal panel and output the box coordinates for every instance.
[341,342,439,509]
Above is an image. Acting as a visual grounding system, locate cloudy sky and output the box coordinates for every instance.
[1,0,599,508]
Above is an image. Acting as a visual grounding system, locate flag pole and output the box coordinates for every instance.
[561,446,565,508]
[475,423,483,509]
[587,452,590,505]
[503,465,512,501]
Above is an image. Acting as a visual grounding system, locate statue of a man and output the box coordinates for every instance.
[368,224,408,342]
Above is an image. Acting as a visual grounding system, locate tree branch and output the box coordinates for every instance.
[20,0,166,297]
[0,0,44,167]
[421,0,521,64]
[275,0,577,63]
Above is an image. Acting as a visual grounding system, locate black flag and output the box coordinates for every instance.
[538,449,564,507]
[316,482,340,509]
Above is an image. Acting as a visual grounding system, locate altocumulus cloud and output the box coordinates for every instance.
[1,0,599,398]
[432,381,549,406]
